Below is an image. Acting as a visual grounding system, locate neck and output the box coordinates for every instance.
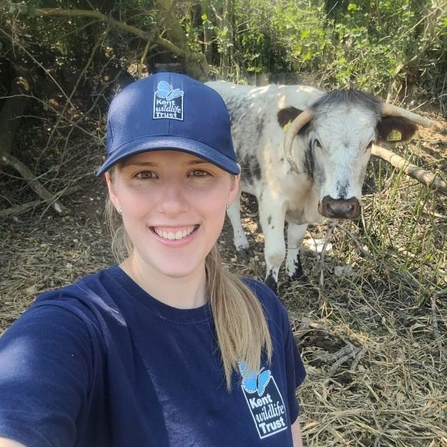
[119,256,208,309]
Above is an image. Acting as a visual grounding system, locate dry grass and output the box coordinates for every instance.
[0,114,446,446]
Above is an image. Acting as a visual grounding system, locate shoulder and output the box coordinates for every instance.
[34,265,120,308]
[1,266,125,361]
[23,265,124,332]
[36,265,119,300]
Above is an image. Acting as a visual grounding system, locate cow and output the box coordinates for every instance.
[206,81,434,292]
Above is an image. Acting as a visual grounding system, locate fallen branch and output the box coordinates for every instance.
[1,152,68,214]
[0,185,82,218]
[371,144,447,197]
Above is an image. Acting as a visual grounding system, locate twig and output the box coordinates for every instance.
[431,294,441,340]
[328,340,362,376]
[374,416,400,447]
[333,222,373,259]
[395,246,446,275]
[318,220,336,288]
[431,290,447,365]
[350,347,366,371]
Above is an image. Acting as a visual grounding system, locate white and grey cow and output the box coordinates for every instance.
[207,81,433,292]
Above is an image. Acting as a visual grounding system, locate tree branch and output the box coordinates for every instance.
[371,144,447,197]
[1,152,69,214]
[0,185,81,218]
[11,4,209,78]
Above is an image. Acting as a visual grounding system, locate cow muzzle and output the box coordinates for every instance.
[318,196,361,219]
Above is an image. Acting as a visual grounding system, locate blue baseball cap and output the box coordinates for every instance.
[96,72,240,176]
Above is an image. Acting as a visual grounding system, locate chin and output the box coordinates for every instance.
[159,262,203,279]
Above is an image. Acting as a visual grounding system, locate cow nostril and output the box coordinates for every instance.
[327,203,337,215]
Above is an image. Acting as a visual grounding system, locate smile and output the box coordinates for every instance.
[153,226,197,241]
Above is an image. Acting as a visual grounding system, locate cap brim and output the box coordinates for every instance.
[96,136,240,176]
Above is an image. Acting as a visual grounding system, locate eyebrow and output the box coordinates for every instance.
[122,158,211,168]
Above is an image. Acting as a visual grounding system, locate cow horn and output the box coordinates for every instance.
[283,108,314,173]
[381,103,434,127]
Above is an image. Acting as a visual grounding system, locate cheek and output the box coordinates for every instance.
[199,191,227,211]
[358,158,370,182]
[188,177,233,201]
[210,182,233,203]
[193,189,229,221]
[116,187,153,215]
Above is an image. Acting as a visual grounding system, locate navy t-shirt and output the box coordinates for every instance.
[0,266,305,447]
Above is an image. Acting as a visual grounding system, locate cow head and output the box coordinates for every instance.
[280,90,433,219]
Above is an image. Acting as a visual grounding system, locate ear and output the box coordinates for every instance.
[377,116,418,142]
[227,171,241,205]
[277,106,304,129]
[105,171,121,212]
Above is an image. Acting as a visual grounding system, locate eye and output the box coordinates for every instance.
[189,169,210,177]
[366,141,373,151]
[135,170,157,179]
[314,139,322,149]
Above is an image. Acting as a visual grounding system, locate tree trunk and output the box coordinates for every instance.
[219,0,234,79]
[155,0,209,80]
[0,61,31,159]
[201,0,213,64]
[0,60,69,214]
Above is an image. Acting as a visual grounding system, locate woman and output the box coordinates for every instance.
[0,72,306,446]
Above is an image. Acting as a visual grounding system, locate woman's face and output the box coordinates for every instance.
[106,150,239,281]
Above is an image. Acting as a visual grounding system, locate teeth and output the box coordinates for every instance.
[155,226,195,240]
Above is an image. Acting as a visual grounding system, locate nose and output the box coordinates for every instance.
[318,196,361,219]
[156,182,190,215]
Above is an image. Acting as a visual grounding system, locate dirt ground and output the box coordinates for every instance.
[0,99,446,446]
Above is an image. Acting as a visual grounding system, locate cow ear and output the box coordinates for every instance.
[277,106,304,129]
[377,116,418,142]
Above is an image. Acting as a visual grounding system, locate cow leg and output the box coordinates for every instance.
[226,193,250,258]
[258,199,287,293]
[286,223,308,281]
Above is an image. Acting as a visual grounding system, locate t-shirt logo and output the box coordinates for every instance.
[239,361,288,439]
[153,81,184,120]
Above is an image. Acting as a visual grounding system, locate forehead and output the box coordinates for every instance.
[314,107,378,143]
[120,150,211,166]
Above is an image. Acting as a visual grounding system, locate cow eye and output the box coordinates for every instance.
[314,139,322,149]
[366,141,373,151]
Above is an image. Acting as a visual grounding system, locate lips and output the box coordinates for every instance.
[153,225,197,241]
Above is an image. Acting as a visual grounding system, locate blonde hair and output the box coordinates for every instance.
[105,169,272,389]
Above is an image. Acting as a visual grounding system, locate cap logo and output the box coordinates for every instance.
[153,80,184,121]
